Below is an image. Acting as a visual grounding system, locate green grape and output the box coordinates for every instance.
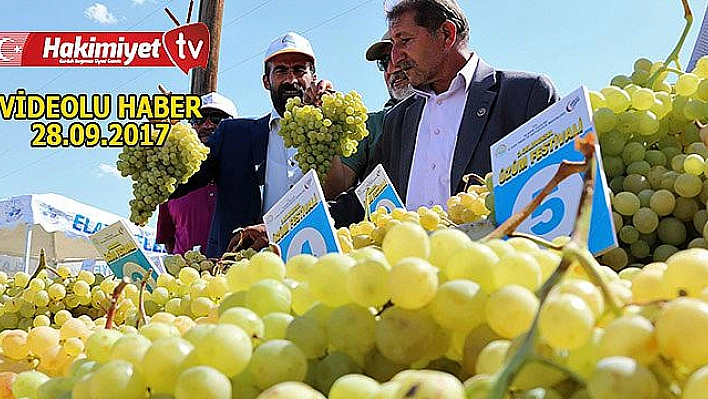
[138,337,194,395]
[649,189,675,216]
[631,88,655,111]
[619,225,640,244]
[12,371,50,399]
[610,75,632,89]
[388,257,438,309]
[626,160,651,176]
[615,111,637,134]
[655,297,708,367]
[485,285,539,339]
[622,174,650,194]
[593,108,618,133]
[653,244,679,262]
[327,304,376,356]
[601,247,629,270]
[285,315,328,359]
[308,254,354,308]
[612,192,640,216]
[635,110,660,135]
[609,176,625,193]
[673,196,700,222]
[632,207,659,234]
[262,312,294,341]
[191,324,253,378]
[621,142,645,165]
[599,130,626,156]
[375,307,437,365]
[539,293,595,350]
[245,279,292,316]
[674,173,703,197]
[684,365,708,399]
[328,374,379,399]
[587,357,658,399]
[89,360,147,399]
[218,307,264,341]
[603,156,625,177]
[588,91,606,110]
[630,239,651,259]
[676,73,701,96]
[430,280,488,333]
[662,248,708,297]
[174,366,231,399]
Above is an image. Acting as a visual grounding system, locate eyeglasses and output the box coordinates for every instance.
[190,114,227,125]
[376,54,390,72]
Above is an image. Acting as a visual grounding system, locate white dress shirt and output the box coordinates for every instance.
[406,54,479,210]
[262,109,303,214]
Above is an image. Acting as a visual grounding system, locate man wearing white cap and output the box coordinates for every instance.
[157,92,237,254]
[172,32,332,258]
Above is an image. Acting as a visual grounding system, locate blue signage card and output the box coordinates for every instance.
[264,170,341,261]
[355,164,405,214]
[490,86,617,255]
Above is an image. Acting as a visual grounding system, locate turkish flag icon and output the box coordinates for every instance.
[162,22,210,74]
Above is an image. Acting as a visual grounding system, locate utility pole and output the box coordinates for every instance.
[190,0,224,95]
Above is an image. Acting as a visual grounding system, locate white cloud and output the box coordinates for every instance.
[84,3,118,25]
[131,0,149,5]
[97,163,125,179]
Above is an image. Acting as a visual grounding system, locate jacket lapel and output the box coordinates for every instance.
[451,58,497,194]
[398,98,425,200]
[251,115,270,186]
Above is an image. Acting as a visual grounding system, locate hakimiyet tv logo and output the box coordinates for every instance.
[0,3,210,74]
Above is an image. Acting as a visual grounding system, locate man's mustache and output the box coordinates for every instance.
[278,82,304,95]
[389,70,409,86]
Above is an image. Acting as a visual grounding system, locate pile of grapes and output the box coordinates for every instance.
[278,91,369,179]
[1,225,708,398]
[116,123,209,226]
[163,250,215,277]
[593,57,708,269]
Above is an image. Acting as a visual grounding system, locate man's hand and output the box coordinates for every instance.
[227,224,269,253]
[300,78,334,107]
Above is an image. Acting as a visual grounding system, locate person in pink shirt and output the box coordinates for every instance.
[156,92,238,254]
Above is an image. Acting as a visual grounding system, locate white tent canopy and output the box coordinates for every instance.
[0,193,165,273]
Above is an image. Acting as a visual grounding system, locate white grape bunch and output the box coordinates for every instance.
[278,91,369,179]
[116,123,209,226]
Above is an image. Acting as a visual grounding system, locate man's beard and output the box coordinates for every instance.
[388,70,413,101]
[271,82,305,116]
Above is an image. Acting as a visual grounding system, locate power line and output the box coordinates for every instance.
[219,0,377,75]
[223,0,277,28]
[0,150,61,181]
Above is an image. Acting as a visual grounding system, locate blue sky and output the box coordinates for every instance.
[1,0,707,229]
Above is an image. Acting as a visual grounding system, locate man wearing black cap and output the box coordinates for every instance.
[323,33,414,199]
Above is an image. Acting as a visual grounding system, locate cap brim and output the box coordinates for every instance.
[365,41,392,61]
[200,104,233,117]
[264,48,316,63]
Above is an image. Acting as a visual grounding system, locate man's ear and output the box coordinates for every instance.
[263,74,271,91]
[441,20,457,48]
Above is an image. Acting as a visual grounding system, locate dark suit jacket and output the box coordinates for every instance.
[330,58,560,227]
[171,116,269,257]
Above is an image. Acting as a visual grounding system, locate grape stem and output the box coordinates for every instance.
[136,268,153,328]
[104,278,129,330]
[506,232,563,251]
[29,249,62,280]
[531,355,587,385]
[648,0,693,86]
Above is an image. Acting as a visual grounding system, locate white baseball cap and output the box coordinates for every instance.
[264,32,316,63]
[200,92,238,118]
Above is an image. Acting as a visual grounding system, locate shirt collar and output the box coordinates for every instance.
[412,52,479,99]
[269,108,281,130]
